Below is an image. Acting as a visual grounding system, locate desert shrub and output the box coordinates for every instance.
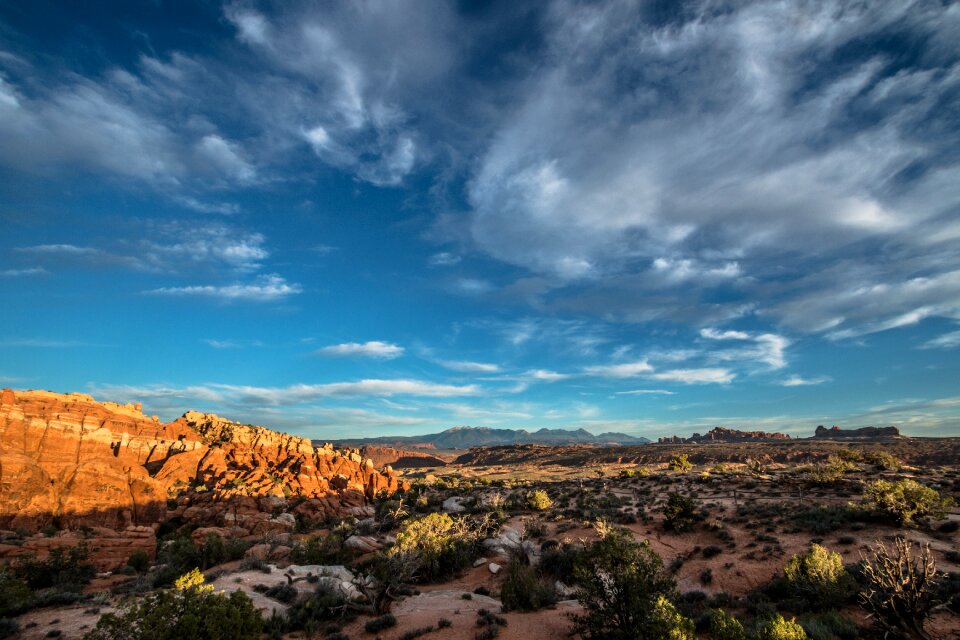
[0,570,34,617]
[289,531,355,566]
[663,493,697,532]
[499,557,556,612]
[864,479,954,525]
[526,490,553,511]
[700,568,713,585]
[703,545,723,559]
[859,537,941,640]
[198,534,250,568]
[709,608,746,640]
[11,544,95,593]
[264,583,298,604]
[364,613,396,633]
[620,469,636,479]
[126,550,151,573]
[399,625,435,640]
[523,520,547,538]
[669,454,693,474]
[806,457,853,486]
[391,513,478,583]
[798,610,859,640]
[756,614,808,640]
[265,582,353,636]
[864,450,901,471]
[571,530,694,639]
[84,569,262,640]
[539,541,585,584]
[783,544,856,608]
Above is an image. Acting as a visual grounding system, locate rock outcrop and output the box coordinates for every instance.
[814,425,901,439]
[356,445,449,469]
[658,426,791,444]
[0,389,405,567]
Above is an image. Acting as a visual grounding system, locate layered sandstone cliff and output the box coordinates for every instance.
[0,389,402,534]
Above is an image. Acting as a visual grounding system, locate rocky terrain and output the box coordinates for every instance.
[0,389,402,569]
[354,445,450,469]
[1,389,958,640]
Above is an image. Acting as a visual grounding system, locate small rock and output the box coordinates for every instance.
[473,557,488,567]
[555,580,577,598]
[488,562,501,575]
[442,497,466,513]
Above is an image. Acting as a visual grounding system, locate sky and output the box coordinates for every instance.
[1,0,959,440]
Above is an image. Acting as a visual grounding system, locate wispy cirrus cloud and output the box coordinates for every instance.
[146,274,301,302]
[90,378,479,410]
[779,375,831,387]
[921,329,960,350]
[316,341,404,359]
[437,360,500,373]
[0,267,47,276]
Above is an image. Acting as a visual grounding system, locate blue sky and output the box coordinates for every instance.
[1,1,959,439]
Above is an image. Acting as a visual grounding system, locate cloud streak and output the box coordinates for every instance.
[316,341,405,359]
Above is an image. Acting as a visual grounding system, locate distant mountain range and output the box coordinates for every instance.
[331,426,651,449]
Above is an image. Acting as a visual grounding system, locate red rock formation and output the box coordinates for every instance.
[814,425,901,438]
[358,445,449,469]
[0,389,405,556]
[658,426,791,444]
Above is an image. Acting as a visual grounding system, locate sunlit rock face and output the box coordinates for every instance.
[0,388,403,536]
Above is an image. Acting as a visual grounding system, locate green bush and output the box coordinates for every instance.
[571,530,693,639]
[783,544,856,608]
[709,608,746,640]
[526,490,553,511]
[499,557,556,612]
[391,513,478,583]
[539,540,586,584]
[289,531,355,566]
[11,544,95,592]
[864,450,900,471]
[126,550,151,574]
[798,610,859,640]
[0,570,34,617]
[663,493,697,532]
[756,614,808,640]
[84,569,262,640]
[864,479,954,525]
[669,454,693,474]
[364,613,397,633]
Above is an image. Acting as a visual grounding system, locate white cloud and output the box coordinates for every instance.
[219,380,478,404]
[584,360,654,378]
[651,368,735,384]
[615,389,675,396]
[146,274,301,302]
[701,328,790,369]
[461,1,960,337]
[453,278,494,295]
[316,341,404,359]
[438,360,500,373]
[16,244,99,255]
[780,375,831,387]
[429,252,461,267]
[525,369,571,382]
[700,328,751,341]
[0,267,47,277]
[921,329,960,350]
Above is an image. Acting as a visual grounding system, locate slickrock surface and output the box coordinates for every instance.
[0,388,404,568]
